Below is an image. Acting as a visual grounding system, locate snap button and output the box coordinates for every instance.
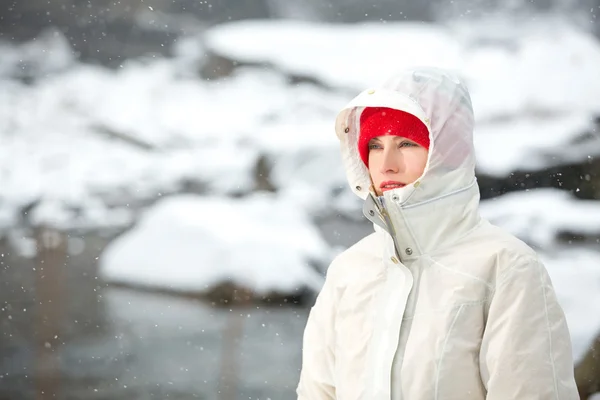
[355,185,362,191]
[391,194,399,201]
[390,256,399,264]
[368,210,375,216]
[405,248,413,256]
[344,127,349,133]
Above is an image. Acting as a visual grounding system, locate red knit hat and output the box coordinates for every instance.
[358,107,430,166]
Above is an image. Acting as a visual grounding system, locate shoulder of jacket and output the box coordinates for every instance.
[475,220,541,275]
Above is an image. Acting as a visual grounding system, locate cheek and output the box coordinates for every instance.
[405,151,428,176]
[367,155,383,185]
[367,152,381,173]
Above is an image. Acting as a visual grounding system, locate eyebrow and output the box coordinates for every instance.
[369,136,412,143]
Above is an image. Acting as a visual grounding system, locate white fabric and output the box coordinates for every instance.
[297,67,578,399]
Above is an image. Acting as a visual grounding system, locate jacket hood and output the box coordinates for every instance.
[335,66,476,206]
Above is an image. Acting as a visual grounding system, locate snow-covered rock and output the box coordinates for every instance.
[540,248,600,363]
[480,188,600,249]
[2,18,600,232]
[203,20,463,92]
[204,18,600,120]
[98,193,331,300]
[474,113,598,177]
[0,28,76,80]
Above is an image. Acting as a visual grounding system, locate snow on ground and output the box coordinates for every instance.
[98,193,329,295]
[203,20,463,92]
[0,28,76,79]
[480,188,600,249]
[1,15,600,341]
[473,113,598,176]
[540,248,600,363]
[0,58,343,231]
[2,17,600,231]
[204,18,600,178]
[204,17,600,120]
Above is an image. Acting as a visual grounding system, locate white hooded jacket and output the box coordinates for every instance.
[296,67,579,399]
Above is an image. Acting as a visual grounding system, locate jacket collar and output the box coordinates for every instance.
[363,180,482,261]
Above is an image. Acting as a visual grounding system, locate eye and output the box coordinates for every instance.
[398,141,418,148]
[368,142,382,150]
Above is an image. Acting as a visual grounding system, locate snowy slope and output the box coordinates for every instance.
[1,19,600,358]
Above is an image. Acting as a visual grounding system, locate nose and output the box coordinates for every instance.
[380,147,403,174]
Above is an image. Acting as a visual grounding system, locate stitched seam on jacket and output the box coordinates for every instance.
[496,254,537,285]
[538,259,560,399]
[435,304,465,400]
[429,257,494,290]
[403,298,491,320]
[402,179,477,209]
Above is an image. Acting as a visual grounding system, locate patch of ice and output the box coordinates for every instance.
[7,233,38,259]
[0,206,17,235]
[99,193,330,295]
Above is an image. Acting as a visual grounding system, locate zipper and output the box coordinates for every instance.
[372,194,402,260]
[371,193,417,400]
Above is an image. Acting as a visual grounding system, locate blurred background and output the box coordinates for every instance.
[1,0,600,399]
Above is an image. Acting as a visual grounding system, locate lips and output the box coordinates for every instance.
[380,181,406,192]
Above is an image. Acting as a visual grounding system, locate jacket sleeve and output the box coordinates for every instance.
[479,256,579,399]
[296,262,338,399]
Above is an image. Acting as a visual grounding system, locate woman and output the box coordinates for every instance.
[296,67,578,399]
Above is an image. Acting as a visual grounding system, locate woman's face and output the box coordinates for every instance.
[368,135,428,196]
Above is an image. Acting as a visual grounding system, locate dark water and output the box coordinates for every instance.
[0,230,320,400]
[0,208,393,400]
[1,288,309,400]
